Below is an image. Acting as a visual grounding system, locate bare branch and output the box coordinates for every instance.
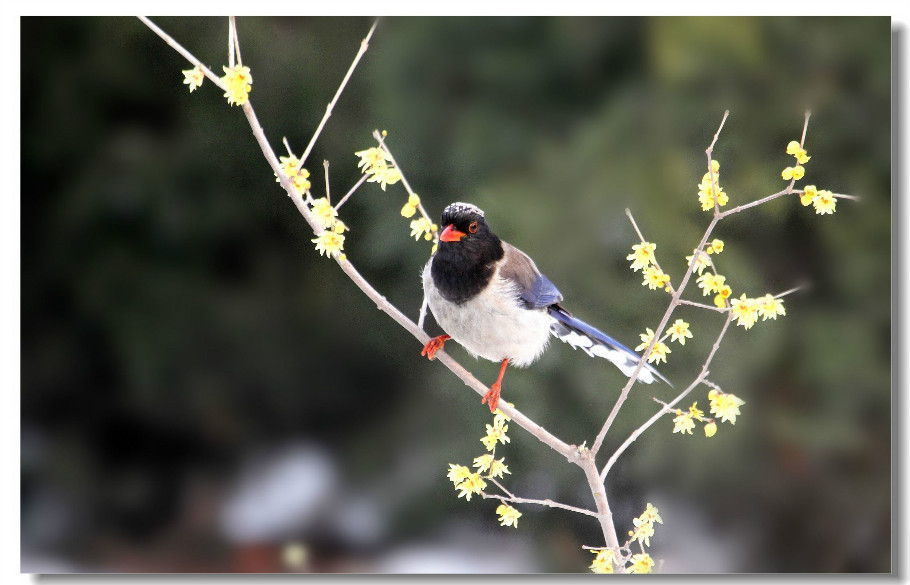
[299,20,380,167]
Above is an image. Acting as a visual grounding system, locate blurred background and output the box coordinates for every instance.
[21,16,891,573]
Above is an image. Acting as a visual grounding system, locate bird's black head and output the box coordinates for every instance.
[431,202,505,304]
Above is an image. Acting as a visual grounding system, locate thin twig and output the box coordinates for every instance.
[707,110,730,215]
[227,17,236,67]
[677,299,727,313]
[372,130,435,224]
[480,492,599,518]
[334,174,368,211]
[624,208,647,242]
[323,160,331,204]
[299,19,379,167]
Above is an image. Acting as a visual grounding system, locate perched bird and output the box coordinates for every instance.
[421,202,668,412]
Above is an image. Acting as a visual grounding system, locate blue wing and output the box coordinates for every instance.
[548,306,671,386]
[500,243,564,309]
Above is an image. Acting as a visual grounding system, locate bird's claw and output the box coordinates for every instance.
[481,382,502,413]
[421,334,450,360]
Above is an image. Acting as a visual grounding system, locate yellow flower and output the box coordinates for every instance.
[714,284,732,308]
[631,516,655,547]
[332,219,348,234]
[686,250,711,275]
[627,553,655,574]
[668,319,693,345]
[635,327,671,363]
[673,410,695,435]
[698,182,729,211]
[455,473,486,501]
[221,64,252,106]
[709,389,745,424]
[704,421,718,437]
[636,331,671,364]
[368,166,402,191]
[813,189,836,215]
[447,464,472,485]
[182,65,204,92]
[409,217,434,241]
[688,401,704,419]
[589,549,615,574]
[310,198,338,229]
[627,241,657,272]
[800,184,818,206]
[354,147,391,175]
[635,328,655,352]
[696,272,726,296]
[293,170,312,194]
[782,166,805,181]
[648,341,671,364]
[400,191,421,218]
[757,294,786,320]
[786,140,811,164]
[480,422,510,451]
[495,504,522,528]
[311,231,344,257]
[642,266,671,290]
[708,239,725,254]
[493,406,512,427]
[640,503,662,525]
[278,155,301,179]
[473,454,510,478]
[730,294,759,330]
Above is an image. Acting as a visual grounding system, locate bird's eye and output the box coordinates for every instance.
[468,221,478,234]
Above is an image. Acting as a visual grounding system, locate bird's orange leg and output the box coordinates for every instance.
[421,334,451,360]
[481,359,510,413]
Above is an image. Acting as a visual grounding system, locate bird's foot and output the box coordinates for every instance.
[421,334,451,360]
[481,382,502,413]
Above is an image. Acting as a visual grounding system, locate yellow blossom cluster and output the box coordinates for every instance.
[410,217,437,242]
[589,549,617,573]
[589,503,661,573]
[672,387,746,437]
[697,160,729,211]
[782,140,810,181]
[355,146,403,191]
[277,154,312,194]
[446,408,521,528]
[400,192,421,218]
[627,241,672,293]
[709,388,746,424]
[630,503,663,548]
[635,320,691,365]
[800,185,837,215]
[730,293,786,330]
[221,64,252,106]
[672,402,709,436]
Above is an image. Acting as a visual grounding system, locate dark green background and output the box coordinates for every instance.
[21,16,891,573]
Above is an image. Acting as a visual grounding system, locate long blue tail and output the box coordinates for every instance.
[547,307,670,386]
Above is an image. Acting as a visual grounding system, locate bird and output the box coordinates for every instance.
[421,202,669,412]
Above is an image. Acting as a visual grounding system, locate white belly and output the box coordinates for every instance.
[422,261,552,367]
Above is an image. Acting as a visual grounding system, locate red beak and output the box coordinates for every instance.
[440,224,466,242]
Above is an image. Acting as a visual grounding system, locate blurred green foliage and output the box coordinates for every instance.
[21,16,890,572]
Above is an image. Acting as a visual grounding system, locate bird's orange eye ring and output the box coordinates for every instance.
[468,221,478,234]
